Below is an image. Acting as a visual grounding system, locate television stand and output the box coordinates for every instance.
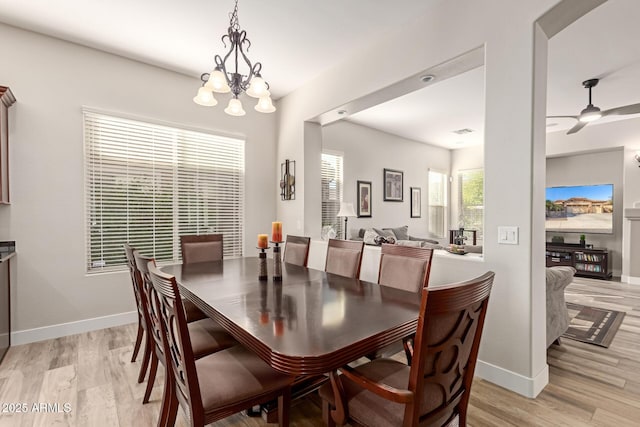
[545,243,612,280]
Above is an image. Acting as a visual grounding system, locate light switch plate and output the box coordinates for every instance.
[498,226,518,245]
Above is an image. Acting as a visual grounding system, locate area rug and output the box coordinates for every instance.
[562,302,625,348]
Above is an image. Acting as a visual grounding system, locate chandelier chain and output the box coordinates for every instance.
[229,0,240,32]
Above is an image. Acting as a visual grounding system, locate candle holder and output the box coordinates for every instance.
[271,241,284,281]
[257,247,270,281]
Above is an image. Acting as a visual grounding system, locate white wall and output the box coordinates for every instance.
[275,0,596,398]
[546,150,624,276]
[547,118,640,281]
[0,23,277,337]
[321,121,450,239]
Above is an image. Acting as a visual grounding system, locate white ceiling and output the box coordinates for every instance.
[1,0,639,149]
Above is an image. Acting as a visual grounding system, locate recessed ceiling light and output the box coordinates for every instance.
[337,109,347,115]
[452,128,474,135]
[420,74,435,83]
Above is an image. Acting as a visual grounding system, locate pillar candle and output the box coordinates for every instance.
[271,221,283,242]
[257,234,269,248]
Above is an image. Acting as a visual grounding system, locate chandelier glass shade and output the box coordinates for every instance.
[193,0,275,116]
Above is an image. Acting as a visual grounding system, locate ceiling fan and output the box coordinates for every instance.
[548,78,640,134]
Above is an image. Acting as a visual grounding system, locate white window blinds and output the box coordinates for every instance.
[428,170,447,238]
[321,152,344,237]
[84,110,245,273]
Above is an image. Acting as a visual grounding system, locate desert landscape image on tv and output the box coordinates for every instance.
[545,184,613,234]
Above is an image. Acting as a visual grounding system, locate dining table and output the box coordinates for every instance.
[162,257,421,376]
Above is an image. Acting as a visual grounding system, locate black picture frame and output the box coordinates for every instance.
[357,180,372,217]
[383,168,403,202]
[410,187,421,218]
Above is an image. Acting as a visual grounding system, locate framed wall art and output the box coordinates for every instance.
[357,180,372,217]
[410,187,421,218]
[383,168,403,202]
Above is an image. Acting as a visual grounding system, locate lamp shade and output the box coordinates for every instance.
[205,69,231,93]
[193,87,217,106]
[224,98,246,116]
[246,76,270,98]
[337,202,356,217]
[255,96,276,113]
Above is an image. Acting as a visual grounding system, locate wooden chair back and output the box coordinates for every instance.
[133,252,166,364]
[283,235,311,267]
[324,239,365,279]
[124,243,149,327]
[147,261,203,422]
[378,244,434,293]
[407,271,495,426]
[180,234,223,264]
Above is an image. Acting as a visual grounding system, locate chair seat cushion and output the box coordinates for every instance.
[319,358,409,427]
[326,247,361,278]
[188,318,237,358]
[196,345,294,413]
[284,242,308,266]
[182,241,223,263]
[379,254,427,293]
[183,299,208,322]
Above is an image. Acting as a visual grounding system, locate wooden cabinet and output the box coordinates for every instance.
[0,243,14,363]
[0,86,16,204]
[546,243,612,279]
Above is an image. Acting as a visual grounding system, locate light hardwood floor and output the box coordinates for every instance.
[0,276,638,426]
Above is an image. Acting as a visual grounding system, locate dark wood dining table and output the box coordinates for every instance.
[162,257,420,376]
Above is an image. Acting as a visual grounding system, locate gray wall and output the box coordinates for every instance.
[546,149,624,276]
[0,22,278,335]
[321,120,450,239]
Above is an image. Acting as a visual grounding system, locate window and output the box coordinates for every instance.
[321,152,343,237]
[458,169,484,238]
[84,110,244,273]
[428,170,447,237]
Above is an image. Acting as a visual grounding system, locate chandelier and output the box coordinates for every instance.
[193,0,275,116]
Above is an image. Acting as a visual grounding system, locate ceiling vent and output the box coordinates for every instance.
[452,128,474,135]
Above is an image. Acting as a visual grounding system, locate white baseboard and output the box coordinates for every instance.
[621,275,640,285]
[475,359,549,398]
[11,311,138,345]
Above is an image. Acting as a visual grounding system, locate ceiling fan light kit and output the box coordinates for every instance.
[193,0,275,116]
[548,77,640,134]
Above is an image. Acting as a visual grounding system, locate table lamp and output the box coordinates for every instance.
[336,202,356,240]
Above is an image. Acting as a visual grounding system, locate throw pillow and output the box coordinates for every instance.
[384,225,409,241]
[363,229,380,245]
[373,228,396,239]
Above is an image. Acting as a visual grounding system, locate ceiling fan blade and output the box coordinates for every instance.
[547,115,579,120]
[566,121,588,135]
[601,103,640,117]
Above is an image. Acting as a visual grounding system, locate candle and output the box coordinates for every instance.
[257,234,269,249]
[271,221,282,242]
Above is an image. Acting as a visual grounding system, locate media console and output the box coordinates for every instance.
[545,243,612,280]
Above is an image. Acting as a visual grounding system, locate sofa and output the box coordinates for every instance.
[546,266,576,347]
[350,225,443,249]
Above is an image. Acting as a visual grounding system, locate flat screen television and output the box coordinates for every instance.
[545,184,613,234]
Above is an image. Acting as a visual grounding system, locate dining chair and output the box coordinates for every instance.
[324,238,365,279]
[180,233,224,264]
[180,234,225,321]
[283,235,311,267]
[147,261,295,427]
[378,244,434,293]
[133,251,237,406]
[371,244,434,362]
[319,271,495,427]
[123,243,151,384]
